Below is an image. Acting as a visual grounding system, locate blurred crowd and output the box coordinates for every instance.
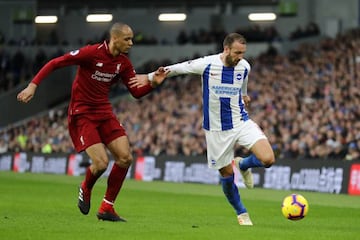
[249,28,360,161]
[0,47,65,94]
[0,22,317,47]
[0,22,319,94]
[1,26,360,161]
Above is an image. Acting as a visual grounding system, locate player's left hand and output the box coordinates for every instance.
[129,67,169,88]
[151,67,170,87]
[242,95,251,107]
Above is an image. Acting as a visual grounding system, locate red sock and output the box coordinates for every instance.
[82,167,103,190]
[104,163,129,203]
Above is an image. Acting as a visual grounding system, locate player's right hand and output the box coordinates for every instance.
[17,83,37,103]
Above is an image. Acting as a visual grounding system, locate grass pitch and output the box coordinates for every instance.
[0,171,359,240]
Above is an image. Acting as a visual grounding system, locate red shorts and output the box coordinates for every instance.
[68,114,127,153]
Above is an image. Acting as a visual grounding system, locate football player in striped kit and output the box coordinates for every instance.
[132,33,275,225]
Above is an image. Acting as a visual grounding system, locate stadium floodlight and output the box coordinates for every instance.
[158,13,187,22]
[248,13,277,21]
[86,14,113,22]
[34,15,58,24]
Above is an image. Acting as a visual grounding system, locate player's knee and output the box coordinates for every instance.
[123,154,133,167]
[116,154,133,168]
[92,156,109,173]
[219,164,234,177]
[261,152,275,168]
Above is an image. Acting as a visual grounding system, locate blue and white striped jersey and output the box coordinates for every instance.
[165,53,250,131]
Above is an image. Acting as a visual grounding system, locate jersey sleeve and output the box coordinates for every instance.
[241,60,251,96]
[31,45,93,85]
[164,57,207,77]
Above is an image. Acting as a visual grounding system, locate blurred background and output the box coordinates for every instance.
[0,0,359,194]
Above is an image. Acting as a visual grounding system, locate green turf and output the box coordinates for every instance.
[0,171,359,240]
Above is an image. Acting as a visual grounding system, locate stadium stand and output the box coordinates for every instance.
[1,26,359,161]
[0,22,320,94]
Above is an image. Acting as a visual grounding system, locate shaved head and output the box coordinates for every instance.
[108,22,134,56]
[110,22,129,37]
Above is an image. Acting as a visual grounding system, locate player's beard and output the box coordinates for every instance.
[225,54,239,67]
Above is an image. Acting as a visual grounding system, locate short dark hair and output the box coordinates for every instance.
[223,33,247,48]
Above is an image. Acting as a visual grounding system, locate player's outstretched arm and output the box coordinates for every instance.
[129,67,169,88]
[128,74,150,88]
[17,83,37,103]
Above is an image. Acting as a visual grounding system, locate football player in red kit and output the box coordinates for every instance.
[17,22,167,221]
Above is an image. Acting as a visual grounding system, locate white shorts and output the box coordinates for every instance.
[205,119,267,170]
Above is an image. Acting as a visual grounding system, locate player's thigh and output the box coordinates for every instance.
[205,130,236,170]
[68,115,103,153]
[85,143,109,170]
[99,116,132,166]
[98,115,127,146]
[250,138,275,165]
[107,136,133,167]
[237,120,274,165]
[236,120,267,149]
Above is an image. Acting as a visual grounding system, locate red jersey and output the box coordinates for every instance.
[31,41,153,117]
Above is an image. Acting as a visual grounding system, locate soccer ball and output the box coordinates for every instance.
[281,193,309,221]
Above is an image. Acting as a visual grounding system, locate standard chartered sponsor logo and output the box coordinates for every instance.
[91,70,116,82]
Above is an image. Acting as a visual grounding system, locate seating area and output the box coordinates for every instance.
[0,26,359,161]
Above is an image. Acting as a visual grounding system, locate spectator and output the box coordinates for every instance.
[3,26,360,163]
[0,138,8,153]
